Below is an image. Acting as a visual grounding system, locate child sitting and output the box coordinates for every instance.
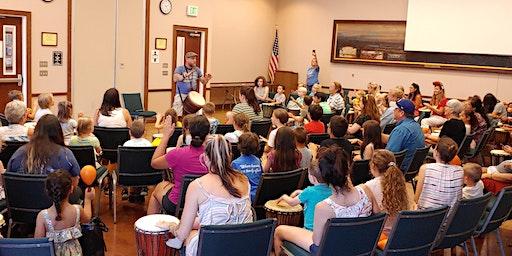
[35,170,94,256]
[313,92,331,115]
[225,113,250,144]
[304,104,324,134]
[70,117,102,154]
[287,86,307,109]
[294,127,312,169]
[264,108,288,152]
[309,84,321,97]
[231,132,262,202]
[352,90,366,114]
[123,119,152,147]
[34,93,55,122]
[176,114,194,148]
[462,163,484,199]
[155,108,182,130]
[202,102,219,134]
[272,85,286,107]
[58,101,78,145]
[276,158,332,231]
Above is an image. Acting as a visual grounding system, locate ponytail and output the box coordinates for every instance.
[233,113,250,133]
[318,146,350,193]
[188,115,211,148]
[381,163,409,215]
[45,170,72,221]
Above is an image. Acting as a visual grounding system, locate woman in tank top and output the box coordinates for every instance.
[94,88,132,128]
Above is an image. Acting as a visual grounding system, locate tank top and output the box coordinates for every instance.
[97,108,127,128]
[323,186,373,218]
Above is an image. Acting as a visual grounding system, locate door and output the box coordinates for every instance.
[172,30,202,100]
[0,16,23,112]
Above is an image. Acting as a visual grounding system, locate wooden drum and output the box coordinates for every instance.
[183,91,206,115]
[493,128,510,146]
[262,103,278,118]
[264,199,303,226]
[134,214,179,256]
[490,149,512,166]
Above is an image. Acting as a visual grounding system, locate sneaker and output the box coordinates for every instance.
[121,188,129,200]
[140,187,149,196]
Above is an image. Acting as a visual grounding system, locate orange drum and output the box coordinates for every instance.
[264,199,303,226]
[183,91,205,115]
[134,214,179,256]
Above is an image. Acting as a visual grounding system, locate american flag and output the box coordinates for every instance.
[268,30,279,83]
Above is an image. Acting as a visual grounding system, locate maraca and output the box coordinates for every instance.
[80,165,96,191]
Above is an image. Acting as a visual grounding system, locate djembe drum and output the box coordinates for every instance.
[490,149,512,166]
[183,91,206,115]
[134,214,179,256]
[264,199,303,226]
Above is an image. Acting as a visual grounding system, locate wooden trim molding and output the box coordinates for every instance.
[148,88,172,92]
[67,0,72,101]
[209,81,253,85]
[32,92,68,97]
[143,0,151,109]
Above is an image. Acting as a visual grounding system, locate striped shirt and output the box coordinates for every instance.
[327,93,344,111]
[232,102,262,121]
[418,163,463,211]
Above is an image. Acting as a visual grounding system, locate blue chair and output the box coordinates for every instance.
[175,174,203,218]
[282,213,387,256]
[351,159,371,186]
[93,126,130,163]
[464,128,493,165]
[393,149,407,170]
[404,146,430,191]
[122,93,156,119]
[215,124,235,135]
[307,133,329,145]
[0,238,55,256]
[195,219,277,256]
[379,206,449,256]
[250,119,272,138]
[383,123,396,135]
[434,193,492,254]
[457,133,475,160]
[470,186,512,256]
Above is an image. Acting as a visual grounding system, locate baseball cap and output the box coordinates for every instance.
[396,99,415,115]
[185,52,198,58]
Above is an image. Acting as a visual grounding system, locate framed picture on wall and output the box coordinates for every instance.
[41,32,58,46]
[3,25,16,75]
[155,38,167,50]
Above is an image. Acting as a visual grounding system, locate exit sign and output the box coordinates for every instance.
[187,5,199,17]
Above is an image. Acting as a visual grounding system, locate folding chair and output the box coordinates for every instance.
[251,119,272,138]
[215,124,235,135]
[175,174,203,218]
[351,159,371,186]
[307,133,329,145]
[122,93,156,119]
[404,146,430,191]
[0,238,55,256]
[0,141,27,167]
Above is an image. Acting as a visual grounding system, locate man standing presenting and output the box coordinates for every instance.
[172,51,212,116]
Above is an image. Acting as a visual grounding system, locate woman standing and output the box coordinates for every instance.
[94,88,132,128]
[306,50,320,93]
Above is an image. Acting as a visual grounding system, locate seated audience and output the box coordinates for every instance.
[421,81,448,127]
[147,115,210,215]
[461,96,490,146]
[202,102,219,134]
[347,95,380,138]
[408,83,423,115]
[375,93,388,115]
[70,117,102,154]
[272,85,286,107]
[354,120,384,161]
[462,163,484,199]
[231,132,262,201]
[7,89,34,119]
[34,170,94,255]
[352,90,366,114]
[481,145,512,194]
[483,93,507,120]
[265,108,288,151]
[287,87,307,109]
[313,92,331,115]
[264,126,302,172]
[380,88,403,130]
[226,87,262,123]
[304,104,324,134]
[425,99,466,146]
[273,146,372,255]
[176,114,195,148]
[123,119,152,147]
[0,100,29,141]
[58,101,77,145]
[254,76,270,103]
[367,82,381,97]
[224,113,250,144]
[34,93,55,123]
[94,88,132,128]
[158,135,252,256]
[294,127,312,169]
[326,82,344,114]
[155,108,182,131]
[320,116,353,158]
[309,84,321,97]
[385,99,425,170]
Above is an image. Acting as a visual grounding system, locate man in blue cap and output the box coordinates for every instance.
[385,98,425,170]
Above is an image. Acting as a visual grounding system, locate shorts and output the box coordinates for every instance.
[162,188,177,215]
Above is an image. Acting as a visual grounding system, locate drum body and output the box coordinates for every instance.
[262,103,278,119]
[183,91,206,115]
[264,200,303,226]
[490,149,512,166]
[287,108,301,117]
[493,129,510,146]
[135,214,179,256]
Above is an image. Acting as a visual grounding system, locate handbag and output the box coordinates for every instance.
[79,217,109,256]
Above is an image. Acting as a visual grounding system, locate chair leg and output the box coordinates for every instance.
[462,241,469,256]
[112,172,117,224]
[496,229,506,256]
[7,219,12,238]
[471,236,479,256]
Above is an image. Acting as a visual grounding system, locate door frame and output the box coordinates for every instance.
[171,25,208,100]
[0,9,31,107]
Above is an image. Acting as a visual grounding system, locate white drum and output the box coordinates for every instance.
[490,149,512,166]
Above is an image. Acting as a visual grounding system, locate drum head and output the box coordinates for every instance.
[188,91,206,106]
[264,199,303,213]
[135,214,179,232]
[153,133,163,139]
[491,150,511,156]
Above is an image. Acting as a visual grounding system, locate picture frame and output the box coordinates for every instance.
[41,32,58,46]
[155,38,167,50]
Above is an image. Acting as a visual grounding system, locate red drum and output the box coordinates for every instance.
[183,91,205,115]
[134,214,179,256]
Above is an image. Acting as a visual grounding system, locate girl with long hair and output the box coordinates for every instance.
[408,83,423,113]
[461,97,489,147]
[421,81,448,127]
[354,120,384,160]
[58,101,78,145]
[94,88,132,128]
[226,87,262,124]
[347,95,380,138]
[158,135,252,256]
[264,126,302,172]
[225,112,250,143]
[253,76,270,103]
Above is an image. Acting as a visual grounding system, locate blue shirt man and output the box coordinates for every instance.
[386,99,425,170]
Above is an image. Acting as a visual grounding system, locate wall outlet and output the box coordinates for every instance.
[40,70,48,76]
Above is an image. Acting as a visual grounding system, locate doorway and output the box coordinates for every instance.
[171,25,208,100]
[0,11,30,111]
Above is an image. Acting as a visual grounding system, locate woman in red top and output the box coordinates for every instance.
[421,81,448,127]
[264,126,302,172]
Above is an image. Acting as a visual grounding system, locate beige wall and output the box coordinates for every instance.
[0,0,69,102]
[276,0,512,101]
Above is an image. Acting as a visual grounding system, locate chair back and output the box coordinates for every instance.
[457,133,475,159]
[216,124,235,135]
[475,186,512,235]
[250,119,272,138]
[255,140,266,159]
[435,193,492,250]
[67,146,96,168]
[0,141,27,167]
[351,160,371,186]
[197,219,276,256]
[231,143,241,160]
[175,174,203,218]
[117,147,164,186]
[0,238,55,256]
[393,149,408,169]
[167,128,183,148]
[2,172,52,225]
[93,126,130,163]
[122,93,144,114]
[466,128,493,158]
[404,146,430,180]
[0,114,9,126]
[383,123,396,134]
[382,206,449,256]
[320,113,334,132]
[318,213,386,256]
[307,133,329,145]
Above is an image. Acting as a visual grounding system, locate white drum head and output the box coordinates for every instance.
[135,214,179,232]
[495,128,506,132]
[188,91,206,106]
[490,150,511,156]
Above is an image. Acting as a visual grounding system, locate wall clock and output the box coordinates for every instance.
[160,0,172,15]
